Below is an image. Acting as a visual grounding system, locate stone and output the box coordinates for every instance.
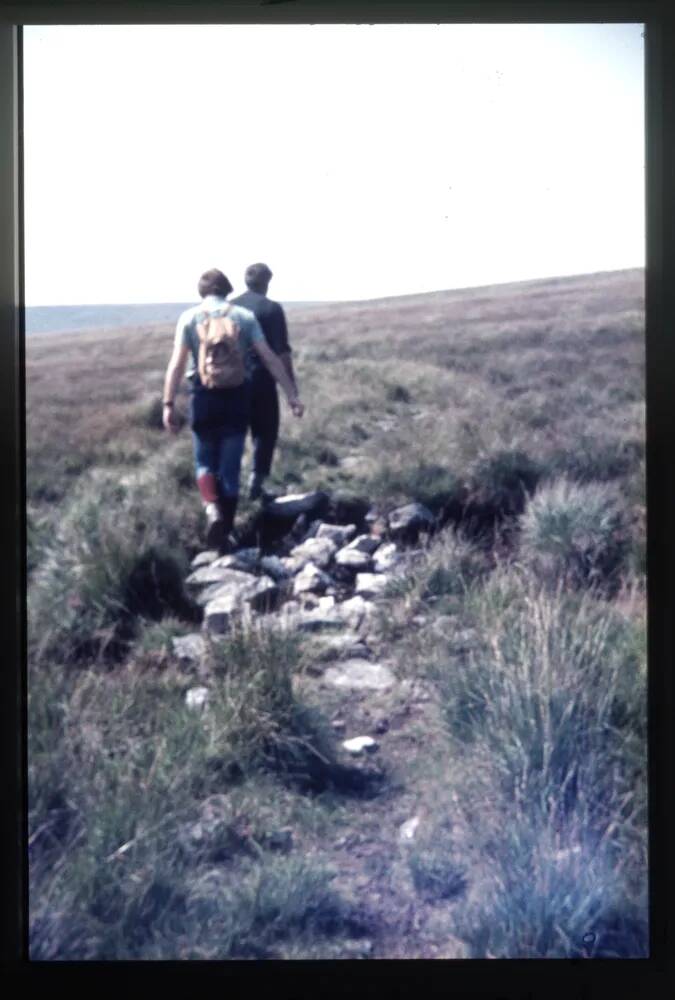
[261,828,294,852]
[294,608,347,632]
[334,547,373,571]
[211,548,260,573]
[312,631,371,661]
[354,573,390,599]
[289,536,337,570]
[342,735,379,756]
[398,816,421,843]
[264,491,330,520]
[259,555,293,581]
[293,562,332,596]
[344,534,381,555]
[387,502,435,538]
[172,633,206,663]
[339,595,377,629]
[185,686,210,710]
[323,659,396,691]
[331,719,347,732]
[190,550,220,569]
[203,575,278,633]
[185,564,258,590]
[316,522,358,545]
[317,595,336,611]
[372,542,401,573]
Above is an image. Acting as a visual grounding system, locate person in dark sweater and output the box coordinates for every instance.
[232,263,298,499]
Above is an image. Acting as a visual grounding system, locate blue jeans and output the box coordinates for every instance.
[192,430,247,498]
[189,381,251,499]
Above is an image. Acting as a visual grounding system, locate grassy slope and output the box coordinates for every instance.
[26,268,647,959]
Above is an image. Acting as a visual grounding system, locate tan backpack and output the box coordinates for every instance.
[195,306,246,389]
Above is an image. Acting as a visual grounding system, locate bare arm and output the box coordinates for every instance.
[279,351,297,393]
[162,342,190,432]
[253,339,304,416]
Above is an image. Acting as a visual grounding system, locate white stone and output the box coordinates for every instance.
[334,547,373,571]
[265,491,329,519]
[185,686,210,710]
[190,550,220,569]
[372,542,401,573]
[293,562,332,596]
[317,595,336,611]
[324,659,396,691]
[185,565,257,589]
[316,523,357,545]
[202,575,278,633]
[355,573,390,598]
[339,595,376,629]
[398,816,421,842]
[342,735,379,756]
[172,633,206,663]
[289,536,337,570]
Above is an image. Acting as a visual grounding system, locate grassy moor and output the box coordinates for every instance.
[26,268,647,959]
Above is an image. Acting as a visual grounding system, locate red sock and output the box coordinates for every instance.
[197,472,219,504]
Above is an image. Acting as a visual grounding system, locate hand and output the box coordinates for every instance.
[163,404,180,433]
[290,398,304,418]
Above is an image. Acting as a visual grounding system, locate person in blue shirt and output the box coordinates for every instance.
[232,263,297,499]
[162,268,304,551]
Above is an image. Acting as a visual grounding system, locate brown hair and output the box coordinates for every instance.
[198,269,233,298]
[245,262,273,291]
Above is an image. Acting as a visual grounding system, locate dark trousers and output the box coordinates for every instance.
[249,371,279,478]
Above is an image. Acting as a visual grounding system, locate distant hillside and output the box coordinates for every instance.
[24,270,643,335]
[25,300,330,336]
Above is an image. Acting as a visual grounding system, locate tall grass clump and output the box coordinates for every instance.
[28,446,201,664]
[427,568,647,956]
[519,477,628,589]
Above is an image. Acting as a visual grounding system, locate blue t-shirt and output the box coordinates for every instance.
[174,295,265,384]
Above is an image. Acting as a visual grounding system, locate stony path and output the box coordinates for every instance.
[177,491,471,958]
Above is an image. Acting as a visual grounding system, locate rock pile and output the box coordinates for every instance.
[174,492,436,656]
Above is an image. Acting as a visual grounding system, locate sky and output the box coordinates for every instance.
[22,22,644,306]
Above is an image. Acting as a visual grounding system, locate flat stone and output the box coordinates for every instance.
[316,522,358,545]
[289,536,337,570]
[185,565,258,590]
[211,548,260,573]
[294,608,347,632]
[355,573,390,598]
[344,534,381,555]
[342,735,379,756]
[323,659,396,691]
[293,562,333,595]
[387,502,435,537]
[190,550,220,569]
[172,633,206,663]
[334,547,372,571]
[312,631,371,661]
[372,542,401,573]
[259,555,293,581]
[264,491,330,520]
[202,575,278,633]
[185,686,210,710]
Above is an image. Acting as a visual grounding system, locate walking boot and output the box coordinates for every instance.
[217,495,239,554]
[248,471,265,501]
[197,472,225,550]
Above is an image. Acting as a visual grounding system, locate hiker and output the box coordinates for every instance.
[232,263,297,499]
[162,268,304,551]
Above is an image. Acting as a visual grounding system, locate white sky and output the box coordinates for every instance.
[23,22,644,305]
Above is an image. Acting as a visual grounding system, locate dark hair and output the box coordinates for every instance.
[245,262,273,291]
[198,268,233,299]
